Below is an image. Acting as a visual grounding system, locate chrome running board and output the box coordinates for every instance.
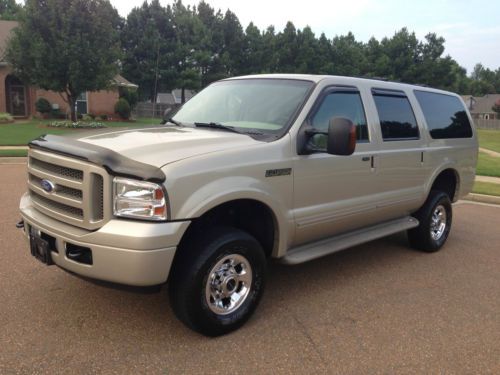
[281,216,419,265]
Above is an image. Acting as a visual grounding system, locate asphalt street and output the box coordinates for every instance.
[0,163,499,374]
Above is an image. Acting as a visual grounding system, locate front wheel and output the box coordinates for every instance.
[169,227,266,336]
[407,190,452,252]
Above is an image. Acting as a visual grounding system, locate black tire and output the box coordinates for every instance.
[168,226,266,336]
[408,190,452,252]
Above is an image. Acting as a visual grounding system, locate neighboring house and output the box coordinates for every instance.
[461,94,500,120]
[0,20,137,118]
[156,89,195,104]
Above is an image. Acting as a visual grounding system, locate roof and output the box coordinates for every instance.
[112,74,138,89]
[225,73,457,96]
[461,94,500,114]
[0,20,18,62]
[172,89,195,103]
[157,93,175,104]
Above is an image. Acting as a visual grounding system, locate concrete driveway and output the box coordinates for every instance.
[1,163,499,374]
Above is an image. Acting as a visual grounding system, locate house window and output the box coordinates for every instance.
[76,92,88,115]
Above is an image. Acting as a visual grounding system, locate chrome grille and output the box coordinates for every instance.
[30,157,83,180]
[27,149,111,230]
[29,173,83,201]
[30,191,84,219]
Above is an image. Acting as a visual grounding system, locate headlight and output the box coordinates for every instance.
[113,177,167,221]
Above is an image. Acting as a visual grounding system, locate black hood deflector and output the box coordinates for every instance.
[29,134,166,183]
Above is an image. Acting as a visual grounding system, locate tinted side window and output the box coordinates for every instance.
[414,91,473,139]
[310,91,369,148]
[372,90,419,140]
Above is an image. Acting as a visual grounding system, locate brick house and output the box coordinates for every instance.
[0,20,137,118]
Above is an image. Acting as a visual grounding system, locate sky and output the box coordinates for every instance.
[30,0,500,74]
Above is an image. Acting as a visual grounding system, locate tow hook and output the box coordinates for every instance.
[16,220,25,229]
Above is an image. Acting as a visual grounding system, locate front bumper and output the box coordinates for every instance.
[19,193,190,286]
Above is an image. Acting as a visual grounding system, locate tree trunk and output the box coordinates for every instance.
[68,94,77,122]
[181,87,185,104]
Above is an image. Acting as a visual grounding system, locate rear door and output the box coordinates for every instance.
[368,88,427,219]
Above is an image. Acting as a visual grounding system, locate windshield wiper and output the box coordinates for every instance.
[194,122,241,134]
[194,122,264,136]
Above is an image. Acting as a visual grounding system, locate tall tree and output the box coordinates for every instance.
[172,0,206,102]
[331,32,367,76]
[6,0,122,121]
[0,0,22,20]
[121,0,177,101]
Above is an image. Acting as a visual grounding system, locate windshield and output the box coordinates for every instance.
[172,79,314,135]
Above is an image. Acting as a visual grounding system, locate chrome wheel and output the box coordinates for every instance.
[205,254,253,315]
[430,205,447,241]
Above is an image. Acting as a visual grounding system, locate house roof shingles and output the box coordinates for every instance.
[462,94,500,114]
[0,20,18,62]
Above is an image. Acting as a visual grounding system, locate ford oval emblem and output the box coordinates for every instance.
[40,179,56,193]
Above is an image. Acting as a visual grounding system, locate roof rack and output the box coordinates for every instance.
[356,75,431,88]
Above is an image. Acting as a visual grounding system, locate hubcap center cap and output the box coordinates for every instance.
[223,276,238,294]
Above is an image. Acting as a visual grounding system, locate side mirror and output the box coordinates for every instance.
[326,117,356,156]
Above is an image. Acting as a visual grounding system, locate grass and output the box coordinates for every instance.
[0,149,27,157]
[0,117,162,146]
[476,151,500,177]
[477,129,500,153]
[472,181,500,197]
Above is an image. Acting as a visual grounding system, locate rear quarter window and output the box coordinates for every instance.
[414,91,473,139]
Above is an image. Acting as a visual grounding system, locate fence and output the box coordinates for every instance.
[133,103,181,119]
[474,119,500,130]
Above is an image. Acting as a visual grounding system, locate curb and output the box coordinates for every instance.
[463,193,500,205]
[0,157,27,164]
[0,146,28,150]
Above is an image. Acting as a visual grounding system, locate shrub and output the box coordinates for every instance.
[114,98,131,119]
[119,87,138,109]
[82,114,93,121]
[47,121,106,129]
[50,108,66,119]
[35,98,52,114]
[0,112,14,123]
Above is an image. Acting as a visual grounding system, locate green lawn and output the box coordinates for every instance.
[477,129,500,153]
[0,118,162,146]
[472,181,500,197]
[0,149,27,157]
[476,151,500,177]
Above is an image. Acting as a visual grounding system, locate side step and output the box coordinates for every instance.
[281,216,419,265]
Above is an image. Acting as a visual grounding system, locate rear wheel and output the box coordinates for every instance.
[408,190,452,252]
[169,227,266,336]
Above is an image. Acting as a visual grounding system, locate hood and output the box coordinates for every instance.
[69,126,263,168]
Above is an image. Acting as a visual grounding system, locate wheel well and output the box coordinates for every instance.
[430,169,459,201]
[179,199,277,258]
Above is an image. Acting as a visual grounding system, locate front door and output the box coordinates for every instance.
[292,87,380,246]
[6,76,27,117]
